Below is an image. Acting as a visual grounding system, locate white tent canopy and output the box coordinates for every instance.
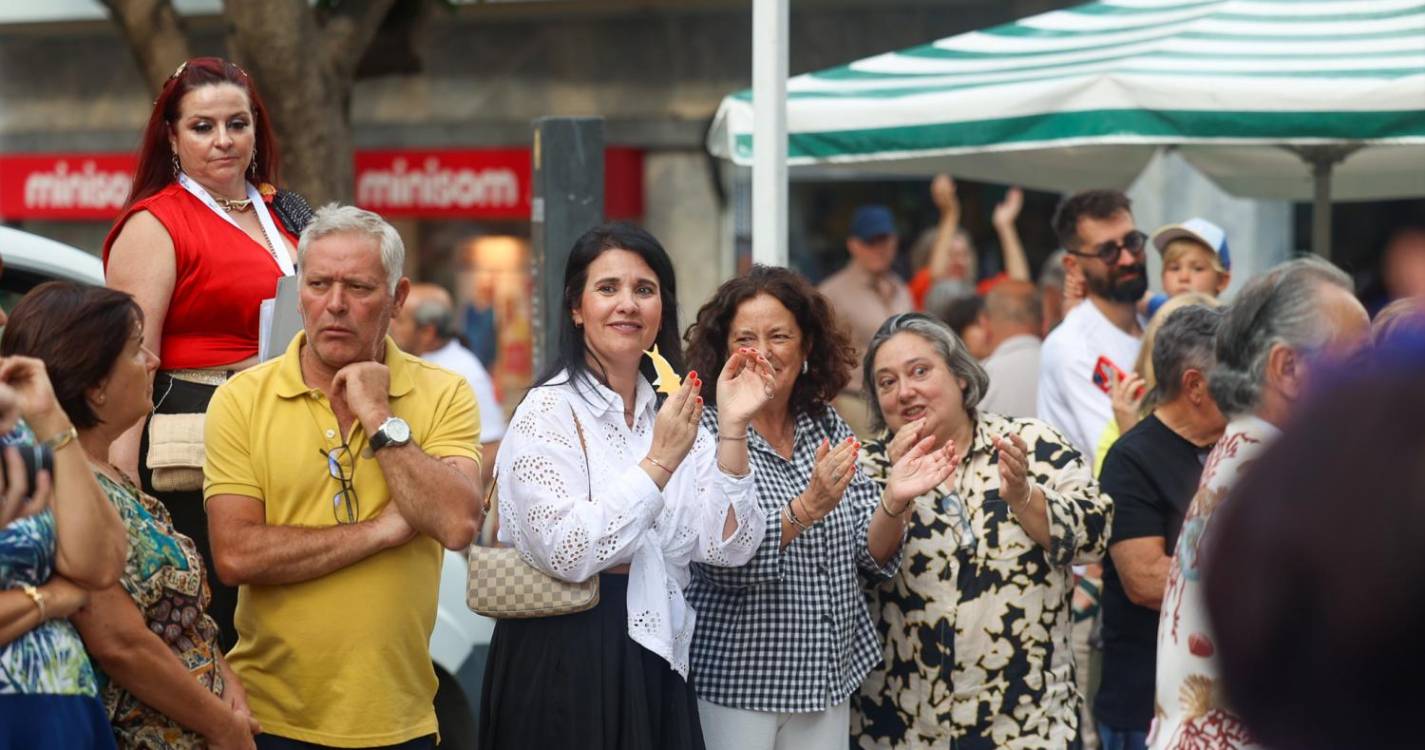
[712,0,1425,253]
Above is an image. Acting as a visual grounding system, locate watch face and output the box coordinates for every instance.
[385,418,411,444]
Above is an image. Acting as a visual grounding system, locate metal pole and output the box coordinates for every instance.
[1311,157,1332,261]
[751,0,788,267]
[530,117,605,374]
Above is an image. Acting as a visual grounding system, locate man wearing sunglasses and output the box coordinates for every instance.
[1036,189,1148,461]
[203,205,482,750]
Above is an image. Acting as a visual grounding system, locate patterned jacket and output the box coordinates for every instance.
[852,412,1112,750]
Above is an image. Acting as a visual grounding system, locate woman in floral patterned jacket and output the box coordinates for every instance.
[3,282,258,749]
[852,313,1112,750]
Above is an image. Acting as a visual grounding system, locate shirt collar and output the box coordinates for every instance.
[568,369,655,420]
[274,331,416,399]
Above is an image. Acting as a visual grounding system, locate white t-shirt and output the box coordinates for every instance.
[1035,301,1141,460]
[424,340,507,443]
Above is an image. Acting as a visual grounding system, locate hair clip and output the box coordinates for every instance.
[170,60,188,79]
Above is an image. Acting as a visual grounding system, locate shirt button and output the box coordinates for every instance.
[325,429,336,439]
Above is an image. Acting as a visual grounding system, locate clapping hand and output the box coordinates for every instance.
[799,436,859,521]
[994,433,1033,509]
[884,436,958,514]
[716,348,776,431]
[1110,371,1147,434]
[886,417,927,465]
[993,187,1023,229]
[648,372,704,474]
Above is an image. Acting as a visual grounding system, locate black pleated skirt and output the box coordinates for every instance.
[478,573,706,750]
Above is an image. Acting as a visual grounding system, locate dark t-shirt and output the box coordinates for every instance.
[1093,412,1210,730]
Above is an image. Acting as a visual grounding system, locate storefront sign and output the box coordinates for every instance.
[0,147,643,221]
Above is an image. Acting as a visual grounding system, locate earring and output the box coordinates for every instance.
[249,145,258,178]
[801,360,809,374]
[95,392,107,405]
[171,153,181,177]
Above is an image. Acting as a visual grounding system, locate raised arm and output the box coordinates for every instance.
[992,187,1032,282]
[0,358,126,589]
[105,211,176,479]
[925,174,962,281]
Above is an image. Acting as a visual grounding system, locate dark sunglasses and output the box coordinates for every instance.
[1069,230,1148,263]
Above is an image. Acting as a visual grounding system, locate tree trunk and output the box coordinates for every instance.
[99,0,192,95]
[223,0,398,206]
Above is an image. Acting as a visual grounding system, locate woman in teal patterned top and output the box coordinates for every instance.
[3,282,260,749]
[0,326,130,743]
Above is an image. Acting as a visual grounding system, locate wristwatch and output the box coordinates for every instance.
[369,416,412,452]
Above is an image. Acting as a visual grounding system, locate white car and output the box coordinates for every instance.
[0,226,493,745]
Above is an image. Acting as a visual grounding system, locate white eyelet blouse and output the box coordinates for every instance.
[495,370,766,676]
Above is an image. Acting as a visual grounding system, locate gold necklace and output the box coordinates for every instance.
[215,196,253,213]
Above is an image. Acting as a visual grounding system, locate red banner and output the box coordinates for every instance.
[0,148,643,221]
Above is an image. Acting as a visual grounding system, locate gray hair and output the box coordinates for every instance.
[862,312,990,432]
[297,204,406,293]
[1209,256,1353,417]
[1039,249,1068,290]
[1153,304,1223,403]
[410,298,456,340]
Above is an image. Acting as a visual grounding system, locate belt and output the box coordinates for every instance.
[163,369,235,388]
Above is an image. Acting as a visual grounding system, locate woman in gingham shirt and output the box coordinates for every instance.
[683,266,957,750]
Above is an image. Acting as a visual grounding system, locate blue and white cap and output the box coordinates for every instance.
[1151,217,1231,271]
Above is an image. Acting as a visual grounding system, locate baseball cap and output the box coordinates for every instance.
[850,205,896,241]
[1152,217,1231,270]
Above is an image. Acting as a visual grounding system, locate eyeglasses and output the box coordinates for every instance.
[321,445,361,524]
[1069,230,1148,263]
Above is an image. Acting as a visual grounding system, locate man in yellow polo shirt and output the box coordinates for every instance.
[204,204,482,749]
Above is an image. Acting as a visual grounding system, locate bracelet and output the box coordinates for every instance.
[783,503,810,531]
[716,460,751,479]
[718,433,748,441]
[40,425,78,453]
[1015,483,1037,511]
[644,455,675,476]
[20,583,46,621]
[879,491,907,519]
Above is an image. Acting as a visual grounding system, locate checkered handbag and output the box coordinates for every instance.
[466,406,600,618]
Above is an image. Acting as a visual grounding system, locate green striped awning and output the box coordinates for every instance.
[708,0,1425,200]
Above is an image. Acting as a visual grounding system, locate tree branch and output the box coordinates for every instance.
[320,0,402,82]
[99,0,192,96]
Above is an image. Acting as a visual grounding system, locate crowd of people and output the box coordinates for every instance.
[1,55,1422,750]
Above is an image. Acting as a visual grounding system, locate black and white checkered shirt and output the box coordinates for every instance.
[686,405,901,713]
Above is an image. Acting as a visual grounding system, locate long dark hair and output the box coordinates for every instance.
[683,265,854,418]
[533,222,683,392]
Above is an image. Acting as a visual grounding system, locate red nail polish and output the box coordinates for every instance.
[696,396,703,404]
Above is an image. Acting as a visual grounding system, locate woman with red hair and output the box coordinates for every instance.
[103,57,311,651]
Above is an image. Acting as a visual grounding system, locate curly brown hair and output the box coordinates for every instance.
[683,265,857,418]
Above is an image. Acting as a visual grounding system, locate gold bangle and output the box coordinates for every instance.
[879,491,907,518]
[784,503,809,531]
[40,425,78,453]
[718,433,748,441]
[20,583,46,621]
[644,455,674,476]
[716,460,751,479]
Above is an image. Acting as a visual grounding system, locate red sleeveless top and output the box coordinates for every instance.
[102,183,299,370]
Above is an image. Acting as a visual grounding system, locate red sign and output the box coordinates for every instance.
[0,147,644,221]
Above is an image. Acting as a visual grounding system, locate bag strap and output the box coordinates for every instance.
[477,403,593,548]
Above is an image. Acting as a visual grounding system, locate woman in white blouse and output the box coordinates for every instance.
[479,222,776,750]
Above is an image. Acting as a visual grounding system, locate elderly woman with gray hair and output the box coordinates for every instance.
[850,312,1113,750]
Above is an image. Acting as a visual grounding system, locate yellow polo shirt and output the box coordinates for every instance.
[203,332,480,747]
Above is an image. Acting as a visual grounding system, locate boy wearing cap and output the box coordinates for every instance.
[1155,218,1232,298]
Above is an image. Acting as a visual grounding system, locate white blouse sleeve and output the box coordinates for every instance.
[496,388,666,583]
[663,427,765,570]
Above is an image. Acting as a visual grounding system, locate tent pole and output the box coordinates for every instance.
[1311,156,1332,261]
[751,0,788,268]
